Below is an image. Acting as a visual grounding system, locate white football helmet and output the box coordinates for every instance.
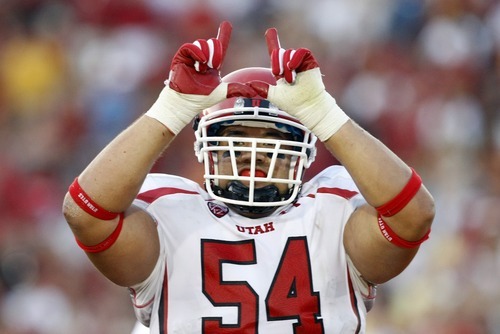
[194,67,317,216]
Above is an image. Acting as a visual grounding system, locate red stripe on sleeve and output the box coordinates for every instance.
[317,187,358,199]
[137,187,199,204]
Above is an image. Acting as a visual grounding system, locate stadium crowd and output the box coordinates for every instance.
[0,0,499,333]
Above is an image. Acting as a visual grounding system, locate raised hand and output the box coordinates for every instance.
[265,27,318,83]
[249,27,349,142]
[168,21,232,95]
[146,21,256,135]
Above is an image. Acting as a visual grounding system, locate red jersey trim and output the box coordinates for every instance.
[347,265,362,334]
[137,187,199,204]
[159,264,168,334]
[317,187,359,199]
[129,289,154,309]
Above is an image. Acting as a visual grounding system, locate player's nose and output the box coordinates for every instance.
[237,148,267,163]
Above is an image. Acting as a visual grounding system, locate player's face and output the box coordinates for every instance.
[216,125,293,193]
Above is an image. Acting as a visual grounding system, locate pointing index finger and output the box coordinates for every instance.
[217,21,232,55]
[265,28,281,56]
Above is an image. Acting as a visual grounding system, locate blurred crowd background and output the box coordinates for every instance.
[0,0,498,333]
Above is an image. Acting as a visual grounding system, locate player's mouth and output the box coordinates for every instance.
[239,169,267,178]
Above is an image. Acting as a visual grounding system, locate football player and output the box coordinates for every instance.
[63,21,434,333]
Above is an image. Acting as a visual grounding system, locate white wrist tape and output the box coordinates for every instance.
[295,90,349,141]
[145,86,192,135]
[145,81,228,135]
[268,68,349,141]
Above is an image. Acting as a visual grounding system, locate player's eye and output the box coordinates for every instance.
[267,153,285,159]
[222,151,241,158]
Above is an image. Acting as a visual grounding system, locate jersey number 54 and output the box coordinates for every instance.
[201,237,325,333]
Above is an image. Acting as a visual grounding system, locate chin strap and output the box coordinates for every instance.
[212,181,290,216]
[225,181,283,202]
[227,203,277,217]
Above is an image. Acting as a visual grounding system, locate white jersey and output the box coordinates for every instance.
[129,165,370,334]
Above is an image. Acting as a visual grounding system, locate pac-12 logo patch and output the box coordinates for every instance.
[207,202,229,218]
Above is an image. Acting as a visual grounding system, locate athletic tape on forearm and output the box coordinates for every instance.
[296,92,349,142]
[145,82,228,135]
[145,86,197,135]
[269,68,349,142]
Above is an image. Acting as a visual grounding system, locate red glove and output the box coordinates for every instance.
[146,21,256,135]
[168,21,230,95]
[266,27,319,84]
